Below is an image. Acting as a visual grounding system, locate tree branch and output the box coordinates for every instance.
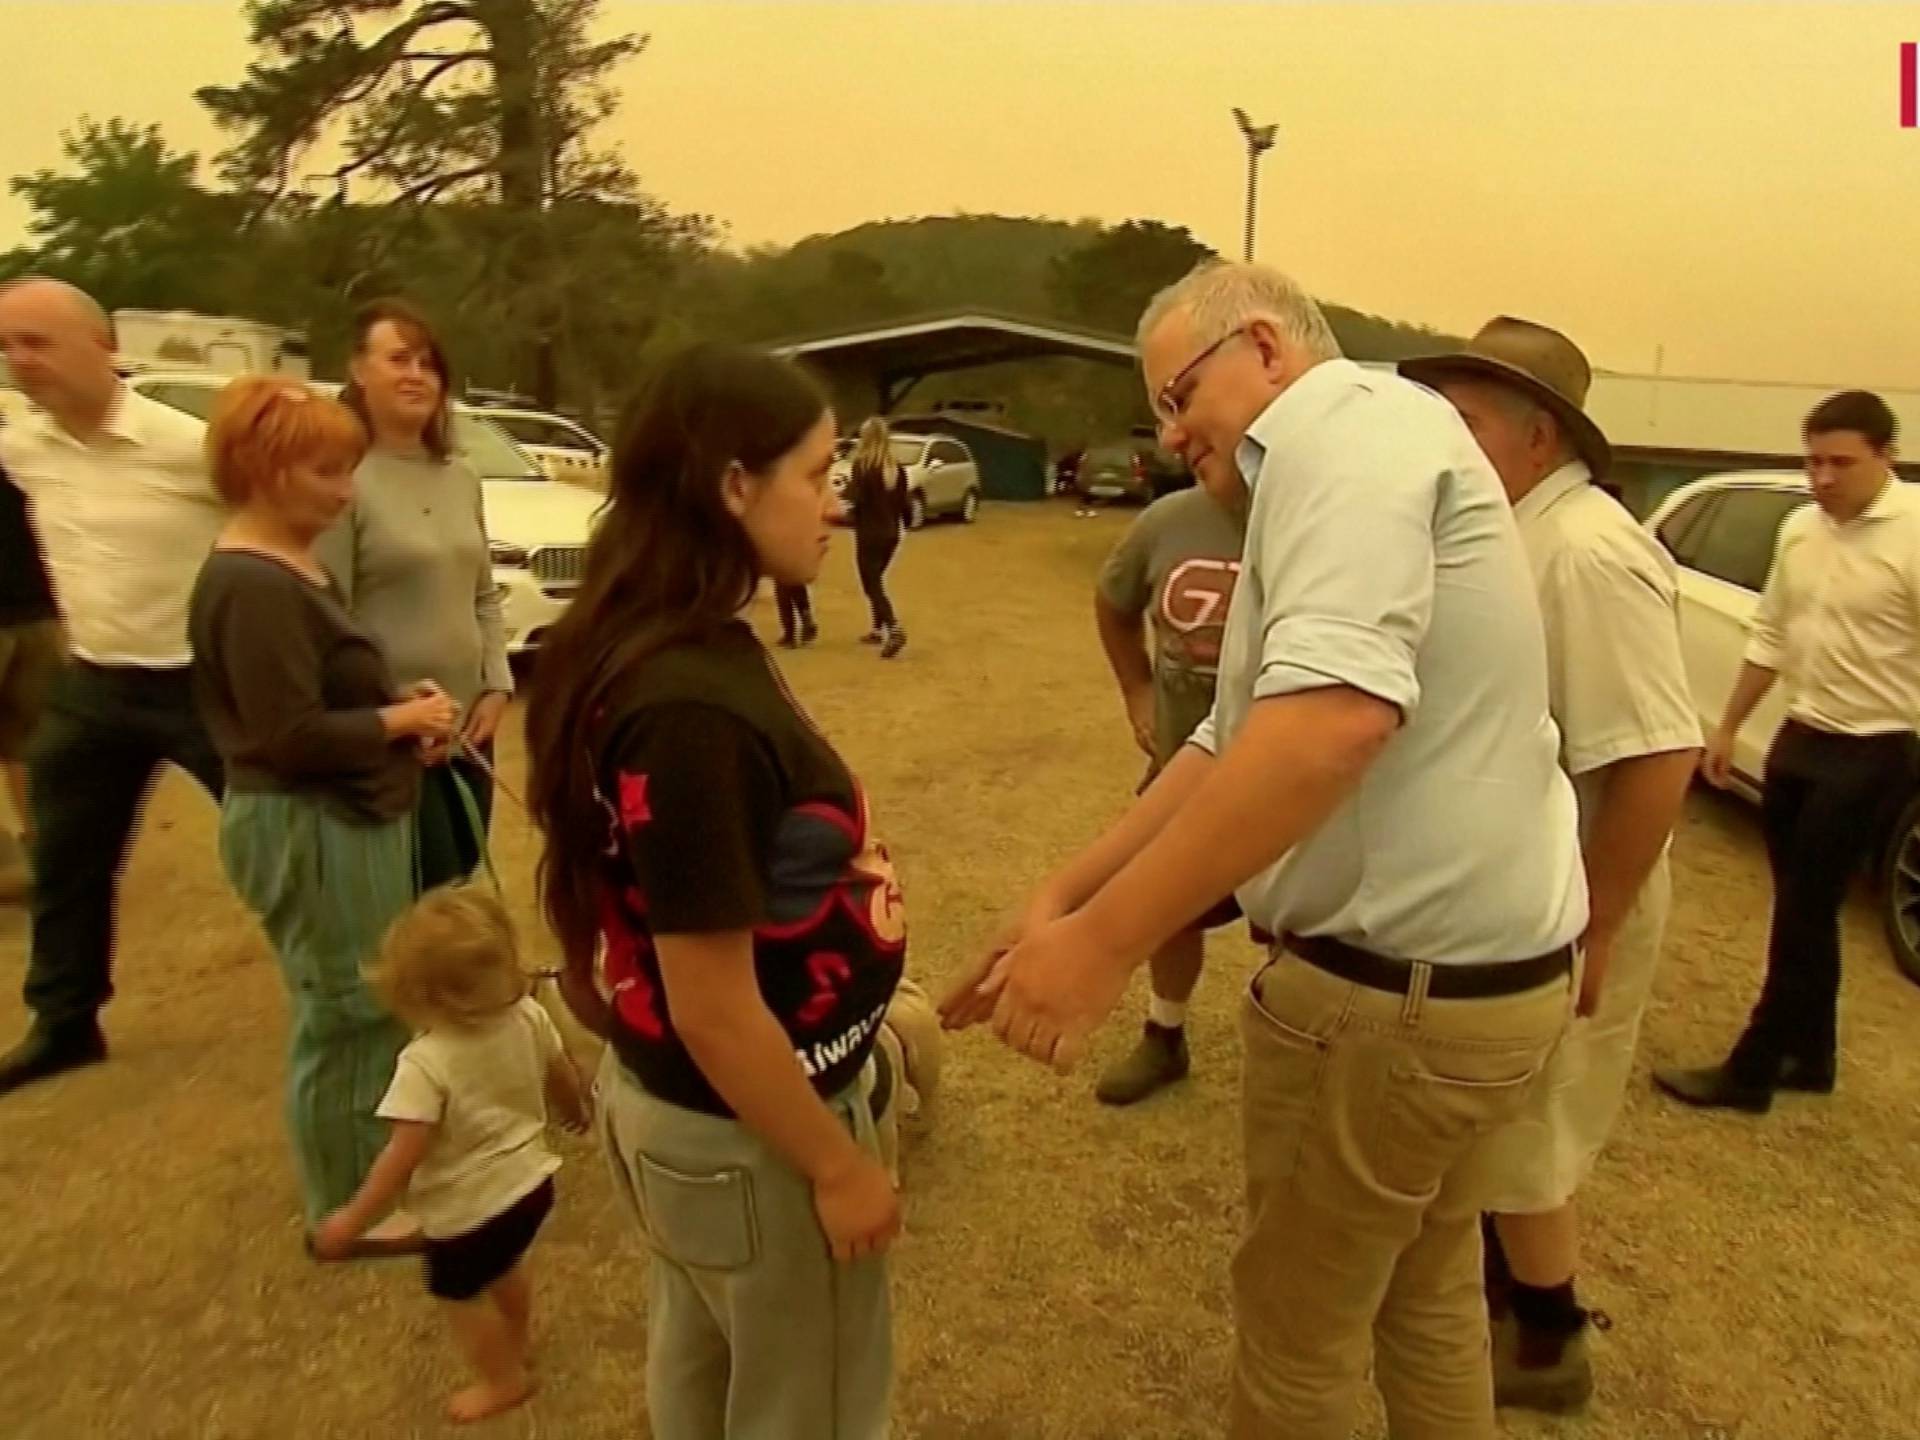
[390,163,492,205]
[329,49,488,184]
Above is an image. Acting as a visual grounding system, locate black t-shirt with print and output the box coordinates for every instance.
[594,621,907,1117]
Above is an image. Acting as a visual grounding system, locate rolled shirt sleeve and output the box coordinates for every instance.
[1742,511,1802,672]
[1242,425,1434,719]
[1538,539,1702,776]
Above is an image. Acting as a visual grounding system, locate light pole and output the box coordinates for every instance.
[1232,107,1278,262]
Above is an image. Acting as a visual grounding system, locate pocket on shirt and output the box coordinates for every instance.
[636,1155,759,1272]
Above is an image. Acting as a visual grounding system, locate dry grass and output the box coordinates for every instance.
[2,502,1918,1438]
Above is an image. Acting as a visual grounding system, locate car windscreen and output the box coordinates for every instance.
[453,413,543,480]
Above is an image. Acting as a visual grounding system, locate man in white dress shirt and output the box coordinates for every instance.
[1657,391,1919,1112]
[1403,318,1700,1413]
[0,278,225,1095]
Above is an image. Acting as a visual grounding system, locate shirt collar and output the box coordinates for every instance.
[98,383,144,446]
[1235,358,1366,493]
[33,381,142,450]
[1853,475,1906,524]
[1513,460,1592,525]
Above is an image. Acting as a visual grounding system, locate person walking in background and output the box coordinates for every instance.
[1405,318,1700,1412]
[0,456,62,903]
[526,343,903,1437]
[1656,391,1920,1112]
[0,278,225,1096]
[324,298,512,891]
[773,581,818,649]
[846,416,910,659]
[1088,447,1247,1105]
[190,376,455,1248]
[315,888,591,1425]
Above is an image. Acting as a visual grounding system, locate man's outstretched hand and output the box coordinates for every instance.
[938,884,1070,1031]
[985,913,1133,1074]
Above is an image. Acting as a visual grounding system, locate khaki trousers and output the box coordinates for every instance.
[1230,951,1572,1439]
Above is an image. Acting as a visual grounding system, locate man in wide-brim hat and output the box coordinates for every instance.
[1401,319,1702,1414]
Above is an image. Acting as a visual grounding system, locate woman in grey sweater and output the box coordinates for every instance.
[322,299,512,890]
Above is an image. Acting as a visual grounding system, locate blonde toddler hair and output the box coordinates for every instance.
[372,886,530,1031]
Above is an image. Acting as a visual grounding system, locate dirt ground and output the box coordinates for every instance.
[3,503,1918,1439]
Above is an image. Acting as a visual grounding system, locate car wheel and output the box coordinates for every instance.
[960,489,980,524]
[906,492,928,531]
[1878,790,1920,987]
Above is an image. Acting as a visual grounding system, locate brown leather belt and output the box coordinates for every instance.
[1280,932,1572,1000]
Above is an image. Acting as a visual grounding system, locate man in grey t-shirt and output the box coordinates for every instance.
[1090,479,1246,1104]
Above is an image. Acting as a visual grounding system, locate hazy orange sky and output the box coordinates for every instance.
[6,2,1919,386]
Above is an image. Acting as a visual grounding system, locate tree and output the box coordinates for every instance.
[1,119,244,312]
[196,0,684,403]
[1046,220,1216,334]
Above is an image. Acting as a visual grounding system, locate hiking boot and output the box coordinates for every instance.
[1095,1022,1189,1106]
[1493,1312,1596,1413]
[880,626,907,659]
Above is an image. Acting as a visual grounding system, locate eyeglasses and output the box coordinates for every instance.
[1153,327,1247,426]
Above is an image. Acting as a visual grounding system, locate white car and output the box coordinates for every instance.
[128,370,602,655]
[471,405,608,490]
[1647,470,1920,983]
[828,432,982,529]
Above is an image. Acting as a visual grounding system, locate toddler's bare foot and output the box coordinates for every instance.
[447,1373,534,1424]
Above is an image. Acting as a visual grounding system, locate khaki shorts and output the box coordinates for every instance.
[1465,857,1671,1213]
[0,619,65,759]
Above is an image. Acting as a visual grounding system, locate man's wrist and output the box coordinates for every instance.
[1072,889,1154,975]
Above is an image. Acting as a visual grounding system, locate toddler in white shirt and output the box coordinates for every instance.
[315,886,589,1424]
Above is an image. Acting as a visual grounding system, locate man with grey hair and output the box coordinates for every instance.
[0,277,224,1095]
[943,262,1587,1439]
[1403,319,1699,1413]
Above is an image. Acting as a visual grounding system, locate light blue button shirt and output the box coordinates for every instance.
[1188,360,1588,963]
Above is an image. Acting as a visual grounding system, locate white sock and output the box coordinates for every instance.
[1148,996,1189,1030]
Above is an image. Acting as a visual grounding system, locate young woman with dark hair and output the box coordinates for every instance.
[526,342,904,1435]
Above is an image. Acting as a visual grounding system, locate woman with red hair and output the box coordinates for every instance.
[189,376,457,1252]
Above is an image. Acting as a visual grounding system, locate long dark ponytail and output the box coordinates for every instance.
[526,343,828,978]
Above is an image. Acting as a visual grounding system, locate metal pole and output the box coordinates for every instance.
[1243,145,1259,262]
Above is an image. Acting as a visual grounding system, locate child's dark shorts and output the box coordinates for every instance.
[423,1177,555,1301]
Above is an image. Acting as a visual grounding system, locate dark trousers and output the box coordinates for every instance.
[24,662,224,1032]
[774,585,813,641]
[1730,720,1918,1083]
[856,535,900,632]
[417,747,494,892]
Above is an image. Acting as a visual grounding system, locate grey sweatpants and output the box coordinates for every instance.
[597,1050,892,1439]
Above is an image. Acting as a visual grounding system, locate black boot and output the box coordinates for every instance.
[1094,1022,1189,1105]
[0,1020,108,1097]
[880,625,907,659]
[1652,1062,1773,1113]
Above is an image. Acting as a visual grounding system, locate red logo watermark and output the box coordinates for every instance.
[1905,42,1917,127]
